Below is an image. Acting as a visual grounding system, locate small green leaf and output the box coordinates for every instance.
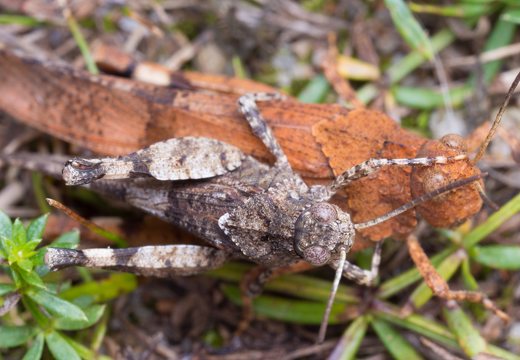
[16,266,46,289]
[60,333,112,360]
[26,214,48,243]
[26,288,87,322]
[12,218,27,245]
[49,230,80,249]
[0,236,14,257]
[371,317,424,360]
[471,245,520,270]
[501,8,520,25]
[21,239,42,253]
[45,331,81,360]
[22,333,44,360]
[328,316,368,360]
[392,85,471,109]
[0,211,12,240]
[0,283,16,296]
[460,259,478,291]
[298,75,330,103]
[385,0,434,60]
[0,325,36,348]
[55,304,106,330]
[60,273,137,303]
[16,258,35,272]
[443,304,488,357]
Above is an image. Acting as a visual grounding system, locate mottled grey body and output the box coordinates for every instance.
[3,92,481,343]
[4,92,472,279]
[63,137,244,185]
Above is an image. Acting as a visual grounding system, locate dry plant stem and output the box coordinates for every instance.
[322,32,364,108]
[45,198,118,241]
[405,234,509,322]
[474,70,520,162]
[419,337,464,360]
[446,42,520,69]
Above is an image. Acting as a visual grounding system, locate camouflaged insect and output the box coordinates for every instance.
[8,93,483,342]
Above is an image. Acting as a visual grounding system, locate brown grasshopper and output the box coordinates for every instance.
[22,83,513,343]
[0,48,490,245]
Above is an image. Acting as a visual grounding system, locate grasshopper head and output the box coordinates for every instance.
[294,202,355,266]
[63,158,104,185]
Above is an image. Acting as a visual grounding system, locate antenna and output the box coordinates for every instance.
[317,173,484,343]
[354,173,485,230]
[318,245,347,344]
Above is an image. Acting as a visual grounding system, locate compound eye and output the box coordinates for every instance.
[440,134,467,153]
[63,159,103,185]
[423,172,448,194]
[302,245,331,266]
[71,160,90,170]
[310,203,337,224]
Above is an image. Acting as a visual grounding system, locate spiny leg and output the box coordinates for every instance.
[406,234,509,322]
[45,245,230,277]
[324,155,467,200]
[237,93,291,170]
[236,261,313,335]
[340,241,383,286]
[316,242,383,343]
[63,137,244,185]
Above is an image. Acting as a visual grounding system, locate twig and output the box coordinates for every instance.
[322,32,364,108]
[46,198,127,247]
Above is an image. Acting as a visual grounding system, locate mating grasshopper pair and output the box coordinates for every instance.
[36,76,518,343]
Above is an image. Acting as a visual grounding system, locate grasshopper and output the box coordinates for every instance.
[24,85,513,343]
[0,48,490,244]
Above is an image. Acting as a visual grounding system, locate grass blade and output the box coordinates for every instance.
[443,303,488,357]
[463,192,520,249]
[385,0,434,60]
[209,262,359,303]
[371,317,424,360]
[298,75,331,103]
[409,249,465,309]
[222,284,354,325]
[378,247,452,299]
[328,316,368,360]
[471,245,520,269]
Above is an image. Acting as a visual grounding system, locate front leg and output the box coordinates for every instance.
[237,93,291,170]
[338,241,383,286]
[325,154,467,199]
[63,137,244,185]
[45,245,230,277]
